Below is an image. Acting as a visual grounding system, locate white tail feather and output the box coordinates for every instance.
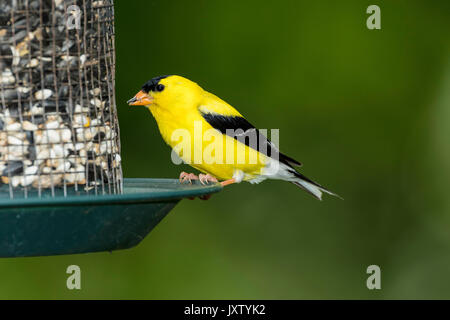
[292,180,323,200]
[261,159,341,200]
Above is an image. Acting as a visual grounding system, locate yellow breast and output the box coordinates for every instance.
[148,106,266,181]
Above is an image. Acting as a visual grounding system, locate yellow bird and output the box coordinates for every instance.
[127,75,339,200]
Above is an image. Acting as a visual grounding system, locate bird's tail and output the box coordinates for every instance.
[290,171,341,201]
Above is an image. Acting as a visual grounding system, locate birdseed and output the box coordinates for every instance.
[0,0,122,198]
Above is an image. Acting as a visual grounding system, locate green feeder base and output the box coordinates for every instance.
[0,178,222,258]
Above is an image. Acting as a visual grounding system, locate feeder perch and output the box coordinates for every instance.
[0,0,220,257]
[0,179,222,257]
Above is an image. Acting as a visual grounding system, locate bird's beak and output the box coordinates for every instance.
[127,91,153,106]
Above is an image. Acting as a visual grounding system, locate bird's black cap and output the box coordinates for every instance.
[141,75,169,93]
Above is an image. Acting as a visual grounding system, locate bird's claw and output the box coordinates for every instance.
[179,172,199,184]
[199,174,218,185]
[180,172,217,200]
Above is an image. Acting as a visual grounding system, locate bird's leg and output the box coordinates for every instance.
[179,171,199,184]
[220,178,236,187]
[199,173,218,185]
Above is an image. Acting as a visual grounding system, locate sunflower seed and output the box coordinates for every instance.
[0,0,122,193]
[34,89,53,100]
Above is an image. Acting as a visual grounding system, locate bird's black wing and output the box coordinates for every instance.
[200,111,302,167]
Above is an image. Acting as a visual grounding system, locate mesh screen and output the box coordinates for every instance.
[0,0,122,198]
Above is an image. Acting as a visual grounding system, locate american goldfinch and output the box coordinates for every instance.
[128,75,339,200]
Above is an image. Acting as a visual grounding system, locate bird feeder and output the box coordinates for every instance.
[0,0,220,257]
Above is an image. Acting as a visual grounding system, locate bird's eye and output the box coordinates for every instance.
[155,84,165,92]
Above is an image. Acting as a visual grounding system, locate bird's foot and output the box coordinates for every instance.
[179,172,199,184]
[199,174,218,185]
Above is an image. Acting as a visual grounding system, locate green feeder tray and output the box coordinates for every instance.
[0,178,222,258]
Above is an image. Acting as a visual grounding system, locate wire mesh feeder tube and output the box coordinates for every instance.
[0,0,122,198]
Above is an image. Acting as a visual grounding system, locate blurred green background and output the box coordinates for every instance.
[1,0,450,299]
